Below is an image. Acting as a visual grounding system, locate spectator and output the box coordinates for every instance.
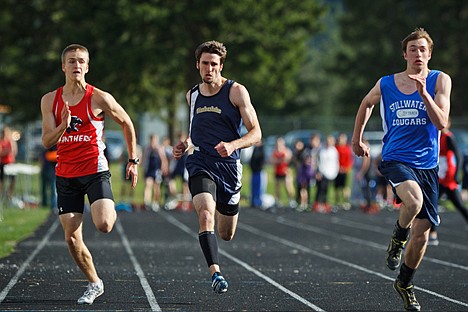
[142,134,168,211]
[115,148,135,212]
[161,136,174,205]
[292,140,306,206]
[429,120,468,245]
[462,153,468,202]
[270,136,296,208]
[313,134,339,213]
[0,126,18,201]
[250,140,266,209]
[350,139,372,210]
[40,145,57,213]
[298,134,321,211]
[166,132,191,210]
[334,133,353,210]
[374,152,396,210]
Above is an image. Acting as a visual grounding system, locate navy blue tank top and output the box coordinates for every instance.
[189,80,242,160]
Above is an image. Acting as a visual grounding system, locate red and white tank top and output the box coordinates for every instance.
[0,140,15,164]
[53,84,108,177]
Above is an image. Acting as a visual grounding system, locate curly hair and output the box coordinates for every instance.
[195,41,227,64]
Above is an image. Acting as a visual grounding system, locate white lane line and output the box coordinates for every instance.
[160,212,326,312]
[0,218,60,303]
[330,216,468,251]
[115,220,161,312]
[275,215,468,271]
[238,222,468,309]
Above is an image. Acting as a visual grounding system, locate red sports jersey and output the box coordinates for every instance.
[335,144,353,172]
[53,84,109,177]
[272,150,289,176]
[0,140,15,164]
[438,130,458,190]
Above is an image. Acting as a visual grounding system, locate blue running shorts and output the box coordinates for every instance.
[186,151,242,216]
[379,161,440,226]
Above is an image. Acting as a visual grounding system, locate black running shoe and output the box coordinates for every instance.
[393,279,421,311]
[386,237,407,270]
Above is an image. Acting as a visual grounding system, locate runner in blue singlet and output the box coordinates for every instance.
[351,28,452,311]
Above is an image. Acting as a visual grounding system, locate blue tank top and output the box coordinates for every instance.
[189,80,242,159]
[380,70,441,169]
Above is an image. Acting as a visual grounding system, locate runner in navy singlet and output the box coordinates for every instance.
[172,40,261,294]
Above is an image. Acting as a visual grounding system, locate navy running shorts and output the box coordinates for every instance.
[379,161,439,226]
[56,171,114,215]
[186,151,242,216]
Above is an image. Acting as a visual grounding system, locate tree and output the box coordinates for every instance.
[0,0,326,140]
[334,0,468,118]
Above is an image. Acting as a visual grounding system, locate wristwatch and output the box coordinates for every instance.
[128,158,140,165]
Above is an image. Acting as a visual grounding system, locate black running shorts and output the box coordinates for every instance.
[56,171,114,215]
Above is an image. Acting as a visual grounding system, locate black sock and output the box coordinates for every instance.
[398,263,416,287]
[394,220,410,241]
[199,231,219,267]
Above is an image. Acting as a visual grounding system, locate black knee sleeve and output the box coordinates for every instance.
[199,231,219,267]
[189,174,217,201]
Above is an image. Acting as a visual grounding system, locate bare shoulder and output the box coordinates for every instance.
[41,90,57,108]
[230,81,248,95]
[435,71,452,96]
[437,71,452,84]
[91,86,117,108]
[185,89,191,105]
[92,86,112,101]
[229,82,251,107]
[369,77,383,96]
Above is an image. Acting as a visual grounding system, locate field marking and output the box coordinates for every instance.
[160,211,326,312]
[237,220,468,308]
[115,220,161,312]
[330,216,468,251]
[0,218,60,303]
[280,215,468,271]
[248,210,468,272]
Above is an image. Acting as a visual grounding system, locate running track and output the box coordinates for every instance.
[0,207,467,311]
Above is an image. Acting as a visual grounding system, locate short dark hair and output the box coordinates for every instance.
[61,44,89,63]
[195,41,227,64]
[401,27,434,53]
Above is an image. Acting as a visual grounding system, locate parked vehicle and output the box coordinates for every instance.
[452,128,468,157]
[363,131,384,158]
[284,129,320,150]
[104,130,125,162]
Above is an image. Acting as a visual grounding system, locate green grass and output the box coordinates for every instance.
[0,207,50,259]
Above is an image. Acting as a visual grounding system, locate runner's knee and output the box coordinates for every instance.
[218,229,235,241]
[65,233,82,248]
[403,199,422,215]
[198,209,215,229]
[95,221,114,233]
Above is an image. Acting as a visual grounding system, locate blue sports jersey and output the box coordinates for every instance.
[189,80,242,160]
[380,70,441,169]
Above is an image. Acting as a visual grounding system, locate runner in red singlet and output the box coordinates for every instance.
[40,44,139,305]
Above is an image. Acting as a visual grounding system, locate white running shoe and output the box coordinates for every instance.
[77,279,104,304]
